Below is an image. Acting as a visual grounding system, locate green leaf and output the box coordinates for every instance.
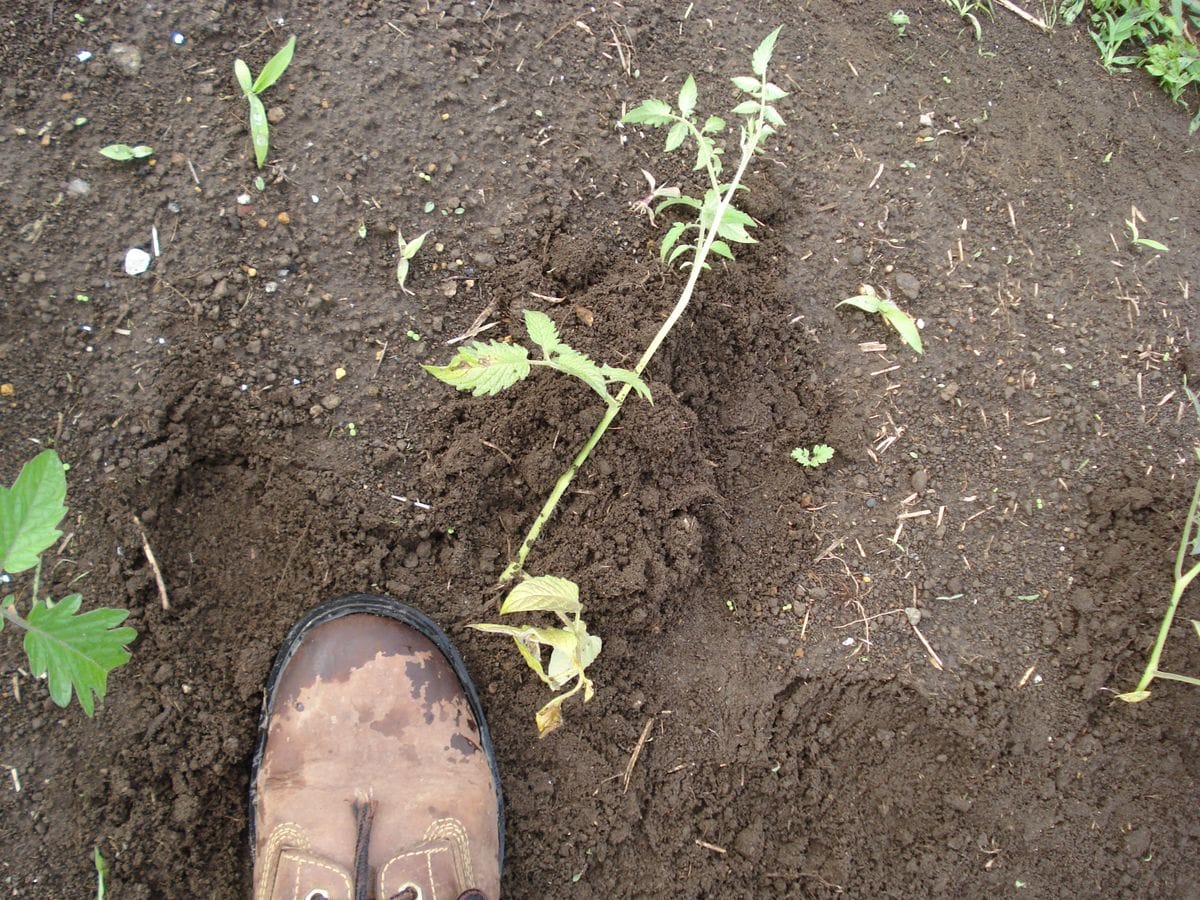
[660,221,689,263]
[234,58,254,96]
[1116,689,1152,703]
[396,257,412,292]
[837,292,923,354]
[423,340,531,397]
[760,82,788,101]
[524,309,561,355]
[654,195,701,214]
[1,449,67,575]
[731,100,761,116]
[709,240,735,261]
[549,346,611,403]
[251,35,296,94]
[702,115,726,133]
[400,229,429,260]
[600,365,653,403]
[731,75,761,94]
[623,98,673,126]
[94,846,109,900]
[1134,238,1169,252]
[1192,619,1200,640]
[24,595,136,716]
[667,243,694,266]
[664,120,689,153]
[247,91,270,167]
[501,575,581,616]
[763,105,786,127]
[716,217,757,244]
[752,26,783,77]
[791,444,835,468]
[677,74,698,118]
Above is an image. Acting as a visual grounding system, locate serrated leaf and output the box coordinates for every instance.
[524,309,561,355]
[660,221,689,263]
[752,26,782,77]
[709,240,735,261]
[731,75,761,94]
[721,206,757,227]
[600,365,653,403]
[763,106,786,127]
[731,100,760,115]
[702,115,726,133]
[1,449,67,575]
[501,575,581,616]
[234,58,254,96]
[678,74,698,118]
[716,218,757,244]
[247,91,270,167]
[549,346,611,402]
[423,340,531,397]
[623,98,673,126]
[664,120,689,153]
[24,595,136,716]
[251,35,296,94]
[760,82,788,102]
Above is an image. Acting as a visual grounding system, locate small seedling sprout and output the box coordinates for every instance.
[1125,205,1169,252]
[426,29,787,734]
[99,144,154,161]
[396,229,429,295]
[234,35,296,168]
[792,444,835,468]
[889,10,912,36]
[837,284,924,354]
[0,451,135,714]
[944,0,993,41]
[94,847,109,900]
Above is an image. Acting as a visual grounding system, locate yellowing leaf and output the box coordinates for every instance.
[500,575,581,616]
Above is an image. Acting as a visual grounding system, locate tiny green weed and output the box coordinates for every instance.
[94,847,109,900]
[945,0,994,40]
[889,10,912,36]
[837,285,924,354]
[1125,205,1169,252]
[99,144,153,161]
[234,35,296,168]
[396,229,429,295]
[0,451,135,715]
[792,444,835,468]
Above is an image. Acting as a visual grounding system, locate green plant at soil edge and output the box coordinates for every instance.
[98,144,154,162]
[234,35,296,168]
[425,28,786,735]
[94,846,109,900]
[1085,0,1200,132]
[1118,386,1200,701]
[0,450,135,714]
[396,228,429,295]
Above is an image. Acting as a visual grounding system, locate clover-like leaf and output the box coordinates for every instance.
[24,594,136,716]
[1,449,67,575]
[423,340,531,397]
[524,310,562,355]
[500,575,581,617]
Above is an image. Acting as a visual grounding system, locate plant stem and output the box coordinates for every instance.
[1126,473,1200,697]
[501,124,764,582]
[1,604,30,632]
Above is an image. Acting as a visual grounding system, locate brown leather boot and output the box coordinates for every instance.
[250,594,503,899]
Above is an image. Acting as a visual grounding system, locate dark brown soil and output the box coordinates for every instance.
[2,1,1198,896]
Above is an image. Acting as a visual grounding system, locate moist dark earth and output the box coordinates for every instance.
[2,1,1199,896]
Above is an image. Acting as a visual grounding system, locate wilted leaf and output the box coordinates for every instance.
[500,575,581,616]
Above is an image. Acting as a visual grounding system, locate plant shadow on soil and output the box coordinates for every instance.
[1,1,1198,897]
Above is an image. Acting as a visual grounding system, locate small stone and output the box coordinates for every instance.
[938,382,959,402]
[276,211,290,225]
[320,394,340,411]
[895,271,921,300]
[108,43,143,76]
[66,177,91,196]
[267,106,286,125]
[245,339,261,354]
[911,469,929,493]
[124,247,152,275]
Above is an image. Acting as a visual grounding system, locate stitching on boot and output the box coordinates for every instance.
[258,824,310,900]
[378,818,475,899]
